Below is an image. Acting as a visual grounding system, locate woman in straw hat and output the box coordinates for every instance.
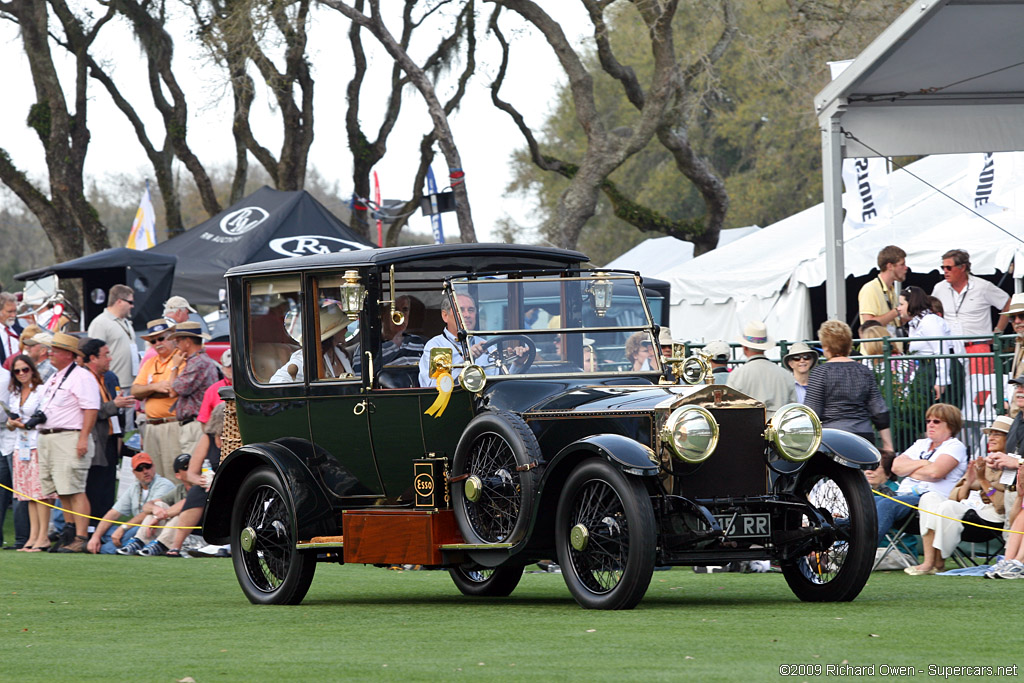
[270,303,356,383]
[782,342,817,403]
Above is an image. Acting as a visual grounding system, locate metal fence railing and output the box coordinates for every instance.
[685,334,1018,456]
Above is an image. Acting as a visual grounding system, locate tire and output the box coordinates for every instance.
[451,412,540,547]
[780,459,876,602]
[555,459,656,610]
[448,564,525,597]
[231,467,316,605]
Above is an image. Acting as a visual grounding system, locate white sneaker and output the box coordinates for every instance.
[995,559,1024,580]
[985,559,1012,579]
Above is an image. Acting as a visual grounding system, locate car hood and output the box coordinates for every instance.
[484,378,760,415]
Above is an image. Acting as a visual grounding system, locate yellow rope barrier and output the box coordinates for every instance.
[872,488,1024,535]
[0,481,201,530]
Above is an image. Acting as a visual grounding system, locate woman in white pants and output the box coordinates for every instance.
[908,416,1010,575]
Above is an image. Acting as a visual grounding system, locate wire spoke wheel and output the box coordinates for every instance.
[452,412,539,549]
[462,433,524,543]
[781,460,875,602]
[448,564,524,597]
[231,467,315,605]
[556,459,655,610]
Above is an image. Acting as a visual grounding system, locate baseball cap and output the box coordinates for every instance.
[173,453,191,473]
[163,296,196,313]
[131,452,154,469]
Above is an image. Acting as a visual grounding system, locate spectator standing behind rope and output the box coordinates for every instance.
[906,415,1010,575]
[1004,293,1024,415]
[86,284,138,387]
[23,330,55,382]
[0,292,25,366]
[782,342,817,403]
[931,248,1010,344]
[33,332,100,554]
[899,285,964,403]
[985,375,1024,526]
[726,321,796,418]
[132,319,182,478]
[858,245,908,336]
[5,356,48,551]
[803,320,893,452]
[166,322,220,458]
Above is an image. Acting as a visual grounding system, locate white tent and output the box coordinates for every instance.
[662,153,1024,344]
[815,0,1024,321]
[603,227,761,277]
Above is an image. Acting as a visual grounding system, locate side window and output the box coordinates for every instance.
[312,274,362,382]
[247,277,303,384]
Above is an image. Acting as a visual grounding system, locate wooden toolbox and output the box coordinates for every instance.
[341,509,463,565]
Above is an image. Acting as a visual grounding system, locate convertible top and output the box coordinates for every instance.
[225,243,588,278]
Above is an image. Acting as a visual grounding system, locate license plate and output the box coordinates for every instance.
[715,513,771,538]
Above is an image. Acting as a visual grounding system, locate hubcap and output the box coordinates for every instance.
[464,474,484,502]
[570,523,589,551]
[240,526,256,552]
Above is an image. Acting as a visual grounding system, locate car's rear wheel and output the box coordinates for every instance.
[555,459,656,610]
[451,412,539,548]
[780,459,875,602]
[448,564,524,597]
[231,467,315,605]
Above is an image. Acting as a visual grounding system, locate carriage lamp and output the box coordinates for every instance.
[588,273,614,317]
[339,270,367,317]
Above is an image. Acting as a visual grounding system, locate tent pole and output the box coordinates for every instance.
[822,117,846,322]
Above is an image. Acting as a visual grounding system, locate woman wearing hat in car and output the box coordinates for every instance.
[907,415,1010,575]
[783,342,818,403]
[270,303,357,383]
[804,320,893,452]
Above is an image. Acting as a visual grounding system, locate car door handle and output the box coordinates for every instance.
[353,400,374,415]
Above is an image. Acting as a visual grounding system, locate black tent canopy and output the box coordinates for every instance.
[147,186,374,306]
[15,248,176,329]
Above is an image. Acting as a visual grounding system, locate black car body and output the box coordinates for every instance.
[203,243,879,609]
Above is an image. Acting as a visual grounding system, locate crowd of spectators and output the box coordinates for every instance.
[0,287,226,557]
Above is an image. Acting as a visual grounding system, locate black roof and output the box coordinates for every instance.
[224,243,589,278]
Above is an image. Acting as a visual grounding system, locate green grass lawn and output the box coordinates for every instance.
[1,550,1022,682]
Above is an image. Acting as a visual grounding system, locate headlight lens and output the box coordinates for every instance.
[680,356,710,385]
[661,405,719,463]
[767,403,822,462]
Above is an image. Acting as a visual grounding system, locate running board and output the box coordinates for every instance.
[438,542,514,550]
[297,535,344,550]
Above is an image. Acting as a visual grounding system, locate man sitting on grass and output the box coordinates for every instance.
[86,453,175,554]
[132,453,197,557]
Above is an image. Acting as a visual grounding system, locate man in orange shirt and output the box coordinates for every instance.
[131,319,183,478]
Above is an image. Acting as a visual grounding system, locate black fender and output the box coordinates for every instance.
[201,440,337,544]
[816,428,881,470]
[548,434,661,477]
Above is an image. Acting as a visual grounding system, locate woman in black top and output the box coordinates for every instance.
[804,320,893,452]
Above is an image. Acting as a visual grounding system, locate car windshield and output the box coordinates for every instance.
[449,272,660,375]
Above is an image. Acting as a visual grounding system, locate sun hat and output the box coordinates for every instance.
[140,318,175,340]
[30,331,54,347]
[703,340,731,362]
[783,342,819,370]
[983,415,1014,435]
[1006,292,1024,316]
[48,332,84,356]
[737,321,772,351]
[167,321,211,342]
[658,327,674,347]
[319,304,350,342]
[163,296,196,313]
[219,348,232,368]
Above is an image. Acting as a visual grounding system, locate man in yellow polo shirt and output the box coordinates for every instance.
[131,319,183,478]
[858,245,908,336]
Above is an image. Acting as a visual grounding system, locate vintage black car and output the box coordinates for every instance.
[202,243,879,610]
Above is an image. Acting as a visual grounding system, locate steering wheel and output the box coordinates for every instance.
[479,335,536,375]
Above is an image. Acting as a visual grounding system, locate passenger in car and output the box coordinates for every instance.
[380,296,425,366]
[269,303,357,383]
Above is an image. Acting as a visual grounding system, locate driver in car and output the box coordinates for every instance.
[419,293,529,387]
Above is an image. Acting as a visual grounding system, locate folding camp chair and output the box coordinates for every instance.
[874,510,919,570]
[951,513,1006,568]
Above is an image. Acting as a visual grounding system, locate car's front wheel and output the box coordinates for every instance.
[231,467,316,605]
[780,459,875,602]
[448,564,524,597]
[555,459,656,610]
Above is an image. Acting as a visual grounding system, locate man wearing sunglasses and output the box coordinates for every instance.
[86,284,138,387]
[931,249,1010,343]
[86,452,174,555]
[131,319,182,478]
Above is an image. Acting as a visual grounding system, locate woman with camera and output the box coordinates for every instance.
[5,355,52,551]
